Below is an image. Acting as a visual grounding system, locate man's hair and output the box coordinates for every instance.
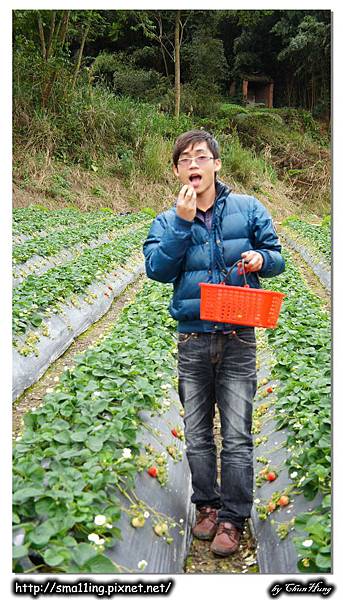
[172,130,220,167]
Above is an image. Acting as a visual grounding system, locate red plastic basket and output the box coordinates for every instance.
[199,259,285,329]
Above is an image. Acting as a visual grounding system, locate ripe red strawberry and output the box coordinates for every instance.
[147,466,158,478]
[171,428,179,438]
[278,495,289,506]
[267,471,277,481]
[267,386,273,394]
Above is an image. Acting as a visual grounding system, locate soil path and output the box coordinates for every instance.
[184,406,259,573]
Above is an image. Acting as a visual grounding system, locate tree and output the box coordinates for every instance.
[134,10,192,118]
[272,12,331,113]
[71,11,106,89]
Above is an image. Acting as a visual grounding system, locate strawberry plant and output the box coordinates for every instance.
[13,224,149,340]
[263,248,331,572]
[13,206,115,237]
[13,212,150,264]
[282,216,331,265]
[13,279,180,573]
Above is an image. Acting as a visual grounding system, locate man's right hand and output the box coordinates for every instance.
[176,185,197,222]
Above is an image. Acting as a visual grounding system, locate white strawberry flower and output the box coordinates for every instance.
[290,471,298,479]
[302,539,313,548]
[144,511,150,519]
[138,560,148,570]
[88,533,100,543]
[94,515,107,526]
[122,448,132,459]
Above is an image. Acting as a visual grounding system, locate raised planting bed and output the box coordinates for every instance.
[12,220,149,288]
[13,257,144,400]
[251,249,331,574]
[13,212,150,272]
[13,280,194,574]
[12,206,119,238]
[13,221,152,399]
[281,217,331,292]
[282,216,331,264]
[13,223,150,342]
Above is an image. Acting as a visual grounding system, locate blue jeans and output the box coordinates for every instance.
[177,329,257,531]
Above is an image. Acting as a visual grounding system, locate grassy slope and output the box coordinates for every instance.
[12,96,331,221]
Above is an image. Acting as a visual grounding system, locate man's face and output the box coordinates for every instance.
[173,141,222,196]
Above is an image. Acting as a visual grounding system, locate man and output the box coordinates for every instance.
[143,130,285,557]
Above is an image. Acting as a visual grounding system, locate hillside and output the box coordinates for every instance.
[13,95,331,223]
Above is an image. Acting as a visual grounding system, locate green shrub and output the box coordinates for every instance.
[139,135,173,183]
[220,134,276,186]
[218,103,248,119]
[141,207,157,217]
[321,215,331,227]
[233,110,284,127]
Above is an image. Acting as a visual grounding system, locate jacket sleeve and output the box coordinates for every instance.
[251,198,286,278]
[143,211,193,283]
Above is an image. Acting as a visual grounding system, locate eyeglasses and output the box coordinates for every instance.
[177,155,215,168]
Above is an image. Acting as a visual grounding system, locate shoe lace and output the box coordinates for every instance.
[197,507,217,524]
[217,522,239,541]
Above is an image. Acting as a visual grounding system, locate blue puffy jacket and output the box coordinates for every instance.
[143,180,285,333]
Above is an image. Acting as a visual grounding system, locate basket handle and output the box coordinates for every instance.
[223,258,250,287]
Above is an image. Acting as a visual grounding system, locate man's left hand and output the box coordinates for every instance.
[240,251,264,272]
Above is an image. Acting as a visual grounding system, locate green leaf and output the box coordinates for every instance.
[35,498,56,516]
[86,437,103,452]
[70,431,88,442]
[53,430,71,444]
[90,399,109,416]
[322,495,331,508]
[12,544,29,559]
[315,552,331,570]
[62,535,77,547]
[29,520,58,546]
[43,548,66,567]
[72,543,97,567]
[84,554,119,573]
[13,487,44,503]
[29,516,75,546]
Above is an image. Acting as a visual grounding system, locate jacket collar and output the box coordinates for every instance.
[215,179,231,202]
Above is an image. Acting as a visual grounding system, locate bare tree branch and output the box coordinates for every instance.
[37,11,46,60]
[46,11,56,60]
[72,17,92,89]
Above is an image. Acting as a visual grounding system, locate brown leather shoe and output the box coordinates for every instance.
[210,521,241,556]
[192,506,218,540]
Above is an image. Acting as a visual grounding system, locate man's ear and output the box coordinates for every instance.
[172,164,179,179]
[214,159,222,174]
